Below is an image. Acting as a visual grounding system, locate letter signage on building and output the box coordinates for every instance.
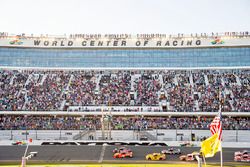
[1,35,250,48]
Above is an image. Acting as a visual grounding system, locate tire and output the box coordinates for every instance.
[147,157,151,160]
[181,158,186,161]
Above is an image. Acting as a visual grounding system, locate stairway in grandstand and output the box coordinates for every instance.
[159,74,164,85]
[9,74,15,85]
[40,74,47,85]
[139,130,157,141]
[189,71,194,87]
[235,74,242,86]
[204,74,209,86]
[22,73,35,110]
[73,130,96,140]
[95,73,102,91]
[60,74,74,110]
[131,74,141,101]
[173,75,178,85]
[221,76,225,87]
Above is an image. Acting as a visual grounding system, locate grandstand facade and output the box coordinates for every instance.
[0,32,249,138]
[0,32,250,68]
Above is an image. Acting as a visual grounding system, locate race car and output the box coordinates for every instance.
[180,142,194,147]
[146,153,166,161]
[12,140,27,146]
[113,150,133,158]
[161,147,181,154]
[179,152,200,161]
[113,147,132,153]
[234,150,250,162]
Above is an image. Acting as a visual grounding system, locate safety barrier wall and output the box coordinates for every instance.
[0,130,249,142]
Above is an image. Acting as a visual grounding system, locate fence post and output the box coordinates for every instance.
[175,129,177,141]
[236,129,238,142]
[190,128,192,141]
[59,130,62,140]
[10,130,13,140]
[25,130,28,140]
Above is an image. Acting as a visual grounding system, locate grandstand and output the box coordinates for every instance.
[0,69,249,112]
[0,32,249,141]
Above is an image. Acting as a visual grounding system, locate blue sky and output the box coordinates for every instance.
[1,0,250,35]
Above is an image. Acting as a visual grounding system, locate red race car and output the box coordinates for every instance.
[12,140,27,146]
[234,150,250,162]
[113,150,133,158]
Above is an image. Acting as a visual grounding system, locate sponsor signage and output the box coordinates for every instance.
[1,36,250,48]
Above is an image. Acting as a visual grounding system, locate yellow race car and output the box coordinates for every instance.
[145,153,166,160]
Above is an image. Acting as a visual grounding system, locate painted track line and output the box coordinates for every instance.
[98,145,106,163]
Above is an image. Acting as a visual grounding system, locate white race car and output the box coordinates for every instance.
[234,150,250,162]
[161,148,181,154]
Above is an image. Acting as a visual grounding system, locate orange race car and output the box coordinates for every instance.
[113,150,133,158]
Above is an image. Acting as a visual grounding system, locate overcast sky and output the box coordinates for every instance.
[1,0,250,35]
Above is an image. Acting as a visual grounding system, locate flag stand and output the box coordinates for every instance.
[219,91,223,167]
[220,144,223,167]
[202,153,207,167]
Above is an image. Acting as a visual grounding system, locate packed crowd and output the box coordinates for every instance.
[0,115,249,130]
[97,71,131,105]
[66,71,97,106]
[165,71,194,112]
[24,71,71,111]
[133,72,162,106]
[0,70,29,111]
[0,69,249,112]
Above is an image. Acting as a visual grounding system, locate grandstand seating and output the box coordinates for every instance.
[0,69,249,112]
[0,115,249,130]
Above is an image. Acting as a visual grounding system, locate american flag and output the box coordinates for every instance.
[210,111,222,140]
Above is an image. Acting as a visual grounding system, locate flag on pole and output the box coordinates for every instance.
[200,111,222,157]
[210,111,222,140]
[200,133,221,157]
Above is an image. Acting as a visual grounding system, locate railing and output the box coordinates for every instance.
[0,110,250,116]
[1,31,250,40]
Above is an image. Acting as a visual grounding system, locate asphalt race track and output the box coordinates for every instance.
[0,145,249,165]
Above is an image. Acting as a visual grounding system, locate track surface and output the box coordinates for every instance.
[0,145,249,165]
